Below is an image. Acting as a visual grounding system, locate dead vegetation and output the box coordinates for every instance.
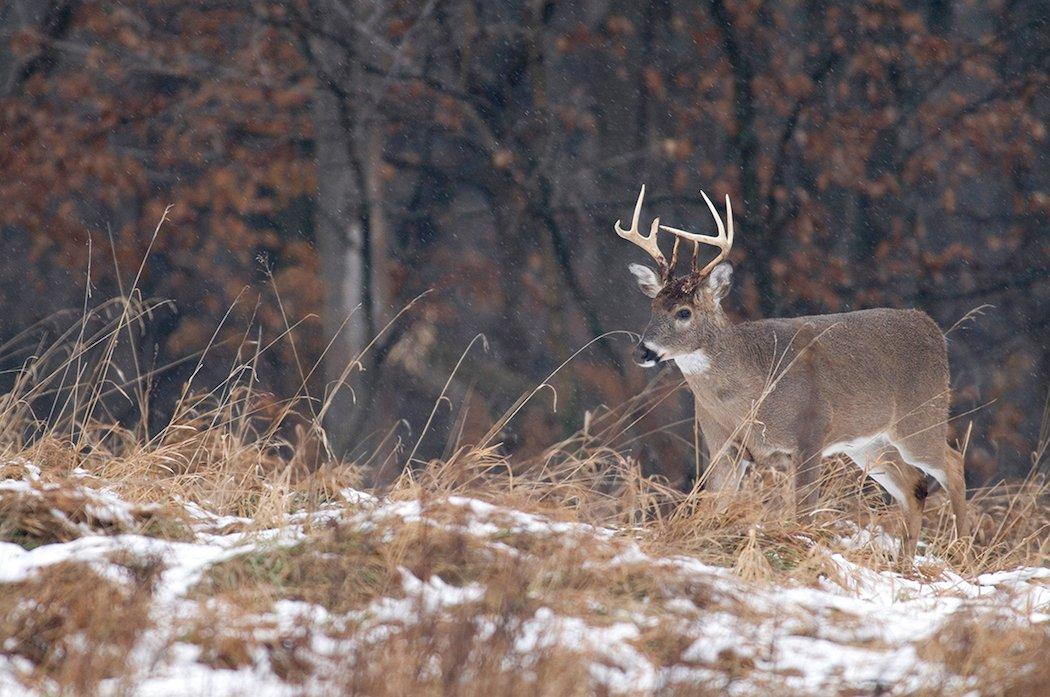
[195,521,404,614]
[0,403,1046,695]
[917,611,1050,697]
[0,293,1046,695]
[332,610,596,697]
[0,476,192,548]
[0,560,159,695]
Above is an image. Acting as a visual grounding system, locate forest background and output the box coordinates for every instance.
[0,0,1045,485]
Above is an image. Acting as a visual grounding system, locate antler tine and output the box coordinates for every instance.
[614,185,645,238]
[614,185,669,276]
[668,235,681,274]
[658,190,735,278]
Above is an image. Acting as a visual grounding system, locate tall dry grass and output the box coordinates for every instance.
[0,265,1045,572]
[0,254,1046,695]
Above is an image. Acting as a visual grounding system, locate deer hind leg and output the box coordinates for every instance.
[864,450,927,560]
[889,429,969,541]
[944,445,970,539]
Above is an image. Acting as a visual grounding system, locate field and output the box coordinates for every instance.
[0,299,1047,696]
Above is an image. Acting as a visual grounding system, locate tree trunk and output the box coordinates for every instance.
[314,86,367,457]
[709,0,777,316]
[363,127,390,326]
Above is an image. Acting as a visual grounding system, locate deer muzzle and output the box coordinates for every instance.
[633,343,660,368]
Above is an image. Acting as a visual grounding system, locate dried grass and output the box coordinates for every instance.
[0,286,1045,695]
[194,521,403,614]
[917,611,1050,696]
[333,609,595,697]
[0,479,191,548]
[0,560,158,694]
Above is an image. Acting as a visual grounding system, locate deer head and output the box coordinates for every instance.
[614,186,735,367]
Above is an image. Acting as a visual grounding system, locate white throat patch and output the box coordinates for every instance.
[674,350,711,375]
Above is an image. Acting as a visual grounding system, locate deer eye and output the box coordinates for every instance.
[675,307,692,321]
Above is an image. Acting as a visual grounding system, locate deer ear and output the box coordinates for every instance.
[628,264,662,298]
[703,262,733,303]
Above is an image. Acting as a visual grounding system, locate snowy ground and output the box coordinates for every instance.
[0,462,1047,696]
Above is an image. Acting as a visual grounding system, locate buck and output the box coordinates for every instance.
[615,185,969,556]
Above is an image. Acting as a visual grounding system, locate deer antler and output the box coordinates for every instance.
[658,190,734,279]
[615,185,678,280]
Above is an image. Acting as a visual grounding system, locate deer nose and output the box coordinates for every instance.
[633,343,660,367]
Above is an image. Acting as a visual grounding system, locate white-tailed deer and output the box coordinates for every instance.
[615,185,969,557]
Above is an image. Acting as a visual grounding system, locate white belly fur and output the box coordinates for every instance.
[822,433,890,461]
[823,432,911,503]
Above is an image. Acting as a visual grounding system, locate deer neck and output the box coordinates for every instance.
[676,323,755,407]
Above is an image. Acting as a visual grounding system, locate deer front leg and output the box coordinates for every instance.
[792,448,823,516]
[792,416,829,517]
[696,402,747,495]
